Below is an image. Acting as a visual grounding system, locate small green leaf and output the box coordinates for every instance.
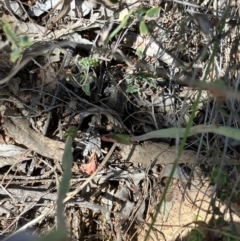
[211,167,227,186]
[1,20,31,62]
[64,126,78,139]
[194,215,203,221]
[10,48,21,62]
[18,36,31,48]
[136,48,144,59]
[135,7,149,16]
[137,15,144,22]
[79,74,85,82]
[108,9,134,42]
[146,7,160,18]
[213,78,225,89]
[78,57,98,70]
[126,84,139,93]
[151,80,157,88]
[187,229,204,241]
[109,0,118,3]
[82,83,91,96]
[79,60,88,70]
[2,21,19,46]
[139,21,148,35]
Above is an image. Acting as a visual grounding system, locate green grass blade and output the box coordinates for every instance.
[130,125,240,142]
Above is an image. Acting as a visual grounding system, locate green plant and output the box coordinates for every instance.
[6,127,78,241]
[77,57,99,96]
[0,19,31,62]
[107,6,160,42]
[211,167,228,187]
[78,57,98,70]
[187,229,204,241]
[136,7,160,35]
[125,72,162,94]
[38,126,77,241]
[104,124,240,144]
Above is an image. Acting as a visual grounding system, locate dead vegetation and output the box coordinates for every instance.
[0,0,240,240]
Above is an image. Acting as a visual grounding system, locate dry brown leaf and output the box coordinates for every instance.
[79,152,98,175]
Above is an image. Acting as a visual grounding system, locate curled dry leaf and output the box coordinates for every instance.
[80,152,98,175]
